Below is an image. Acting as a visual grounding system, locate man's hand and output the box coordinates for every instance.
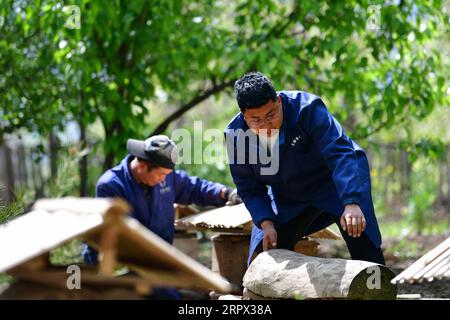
[261,220,277,251]
[340,204,366,238]
[224,188,243,206]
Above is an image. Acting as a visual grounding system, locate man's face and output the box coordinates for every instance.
[138,163,173,186]
[242,96,283,137]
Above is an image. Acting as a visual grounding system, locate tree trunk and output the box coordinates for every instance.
[33,148,45,199]
[243,249,397,300]
[382,145,391,205]
[78,119,88,197]
[446,145,450,212]
[103,148,115,172]
[438,158,445,206]
[102,117,124,171]
[48,130,58,180]
[17,143,28,188]
[400,149,411,204]
[3,143,15,204]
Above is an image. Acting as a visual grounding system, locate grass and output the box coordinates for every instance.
[379,218,449,238]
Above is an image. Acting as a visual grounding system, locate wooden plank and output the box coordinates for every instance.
[0,208,104,272]
[412,250,450,281]
[33,197,131,217]
[176,204,252,230]
[423,255,450,280]
[392,237,450,284]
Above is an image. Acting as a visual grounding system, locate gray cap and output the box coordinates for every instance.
[127,135,178,169]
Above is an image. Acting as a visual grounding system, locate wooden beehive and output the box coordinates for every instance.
[0,198,232,299]
[174,204,342,293]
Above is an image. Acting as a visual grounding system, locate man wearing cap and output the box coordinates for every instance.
[82,135,241,293]
[225,72,384,266]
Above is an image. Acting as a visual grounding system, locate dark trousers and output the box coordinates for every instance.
[254,206,385,265]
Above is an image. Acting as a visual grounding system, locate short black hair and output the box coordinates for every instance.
[136,157,160,171]
[234,72,277,110]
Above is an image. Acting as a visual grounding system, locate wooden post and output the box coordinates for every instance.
[438,158,445,206]
[78,117,88,197]
[99,225,119,276]
[446,145,450,212]
[4,143,15,204]
[48,130,58,180]
[98,205,126,276]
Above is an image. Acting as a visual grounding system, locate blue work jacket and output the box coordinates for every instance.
[225,91,382,263]
[83,154,226,263]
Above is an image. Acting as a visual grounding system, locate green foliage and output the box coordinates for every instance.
[0,273,14,285]
[0,184,34,224]
[47,146,82,197]
[1,0,448,168]
[0,185,34,285]
[50,239,84,266]
[0,193,24,224]
[407,158,438,234]
[0,0,448,248]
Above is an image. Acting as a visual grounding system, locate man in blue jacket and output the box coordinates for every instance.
[83,135,241,298]
[225,72,384,266]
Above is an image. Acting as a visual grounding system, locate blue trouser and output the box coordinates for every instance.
[252,206,385,265]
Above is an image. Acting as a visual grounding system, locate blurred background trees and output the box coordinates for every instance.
[0,0,449,237]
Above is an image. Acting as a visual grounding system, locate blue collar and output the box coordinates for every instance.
[122,154,141,187]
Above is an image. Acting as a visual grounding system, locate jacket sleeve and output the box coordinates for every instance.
[229,162,277,228]
[173,170,226,207]
[300,98,362,206]
[96,181,124,198]
[225,131,277,228]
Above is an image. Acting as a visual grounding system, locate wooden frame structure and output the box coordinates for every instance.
[0,197,231,299]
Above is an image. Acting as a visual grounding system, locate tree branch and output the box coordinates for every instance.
[149,78,236,136]
[148,6,300,136]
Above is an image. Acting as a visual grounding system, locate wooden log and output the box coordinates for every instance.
[243,249,397,300]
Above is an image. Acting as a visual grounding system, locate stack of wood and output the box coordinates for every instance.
[0,198,231,299]
[391,237,450,284]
